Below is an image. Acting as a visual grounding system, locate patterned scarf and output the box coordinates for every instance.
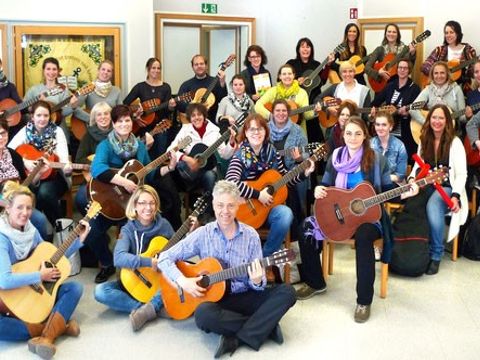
[332,146,363,188]
[0,214,36,260]
[227,92,252,112]
[269,118,292,142]
[94,80,112,98]
[239,141,276,179]
[431,82,452,103]
[0,149,20,182]
[25,120,57,150]
[107,130,138,160]
[0,69,8,88]
[276,80,301,100]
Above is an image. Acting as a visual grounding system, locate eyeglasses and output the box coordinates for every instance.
[247,127,265,134]
[137,201,156,208]
[397,66,409,70]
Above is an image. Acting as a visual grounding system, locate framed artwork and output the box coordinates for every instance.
[357,17,425,83]
[13,25,121,96]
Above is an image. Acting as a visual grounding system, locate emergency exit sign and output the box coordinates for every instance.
[202,3,218,14]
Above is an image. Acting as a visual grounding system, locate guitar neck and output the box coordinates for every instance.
[22,160,45,187]
[49,162,89,171]
[4,93,44,117]
[363,177,430,208]
[162,206,204,252]
[304,56,329,82]
[450,56,479,73]
[200,77,220,104]
[453,102,480,119]
[51,95,72,113]
[289,104,315,116]
[206,256,274,285]
[144,101,169,115]
[50,214,91,264]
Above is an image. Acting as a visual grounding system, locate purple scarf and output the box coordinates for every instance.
[332,146,363,188]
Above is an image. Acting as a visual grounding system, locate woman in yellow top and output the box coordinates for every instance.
[255,64,314,135]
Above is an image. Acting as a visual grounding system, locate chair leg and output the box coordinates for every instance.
[380,263,388,299]
[322,241,329,280]
[283,231,291,283]
[451,235,458,261]
[328,242,335,275]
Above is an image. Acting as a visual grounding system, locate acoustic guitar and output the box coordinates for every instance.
[420,55,480,88]
[88,136,192,220]
[236,144,328,229]
[0,87,63,127]
[177,112,248,182]
[368,30,431,93]
[464,129,480,167]
[16,143,90,180]
[131,92,194,134]
[0,202,101,323]
[300,43,346,96]
[158,248,295,320]
[328,54,370,85]
[276,142,323,157]
[50,83,96,125]
[314,168,447,241]
[120,195,209,303]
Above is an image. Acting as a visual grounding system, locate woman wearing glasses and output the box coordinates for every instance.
[240,45,272,102]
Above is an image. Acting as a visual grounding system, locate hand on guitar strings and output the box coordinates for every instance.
[40,262,61,282]
[188,216,200,233]
[69,94,79,108]
[247,258,264,286]
[184,155,200,172]
[176,275,206,298]
[78,219,91,243]
[401,180,419,200]
[63,161,73,176]
[258,188,274,207]
[304,159,315,177]
[168,150,177,170]
[218,69,226,87]
[144,132,154,150]
[314,185,328,199]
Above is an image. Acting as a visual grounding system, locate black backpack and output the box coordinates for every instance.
[462,213,480,261]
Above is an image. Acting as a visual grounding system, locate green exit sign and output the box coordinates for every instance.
[201,3,218,14]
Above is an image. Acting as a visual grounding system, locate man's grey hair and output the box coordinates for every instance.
[212,180,240,201]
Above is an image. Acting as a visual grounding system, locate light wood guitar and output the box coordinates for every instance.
[368,30,431,93]
[314,169,447,241]
[236,144,328,229]
[50,83,95,125]
[300,43,346,96]
[0,87,63,127]
[120,195,209,303]
[328,54,369,84]
[0,202,101,323]
[420,56,480,88]
[158,248,295,320]
[88,136,192,220]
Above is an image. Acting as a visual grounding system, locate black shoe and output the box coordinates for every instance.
[214,335,238,358]
[95,266,116,283]
[425,260,440,275]
[269,324,284,345]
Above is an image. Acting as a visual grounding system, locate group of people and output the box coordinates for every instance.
[0,18,477,358]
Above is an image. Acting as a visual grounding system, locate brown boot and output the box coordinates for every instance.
[65,319,80,337]
[27,312,67,359]
[26,322,45,338]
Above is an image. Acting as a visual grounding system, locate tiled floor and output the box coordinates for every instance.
[1,246,480,359]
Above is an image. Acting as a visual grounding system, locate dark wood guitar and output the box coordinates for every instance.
[50,83,95,125]
[301,43,346,96]
[120,195,209,303]
[177,112,248,182]
[88,136,192,220]
[464,130,480,166]
[158,248,295,320]
[236,144,328,229]
[314,168,447,241]
[0,202,101,323]
[368,30,431,93]
[0,87,63,127]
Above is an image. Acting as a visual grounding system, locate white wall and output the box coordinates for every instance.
[0,0,155,96]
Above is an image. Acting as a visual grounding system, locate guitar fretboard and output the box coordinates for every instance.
[50,214,92,264]
[206,256,274,285]
[362,177,430,208]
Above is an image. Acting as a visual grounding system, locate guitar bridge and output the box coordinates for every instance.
[246,199,257,216]
[334,203,345,224]
[134,269,152,288]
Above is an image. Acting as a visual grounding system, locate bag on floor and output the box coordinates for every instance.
[462,213,480,261]
[54,218,81,276]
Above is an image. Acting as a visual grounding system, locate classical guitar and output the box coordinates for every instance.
[263,97,340,124]
[0,87,63,127]
[368,30,431,93]
[120,195,209,303]
[328,54,370,85]
[88,136,192,220]
[131,92,194,134]
[301,43,346,96]
[16,143,90,180]
[158,248,295,320]
[50,83,95,125]
[464,129,480,166]
[420,55,480,88]
[314,168,448,241]
[177,112,248,182]
[0,202,101,323]
[139,118,172,143]
[276,142,323,157]
[236,144,328,229]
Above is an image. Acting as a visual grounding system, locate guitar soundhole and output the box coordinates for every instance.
[350,199,366,215]
[266,185,275,196]
[125,173,139,184]
[303,78,312,87]
[42,261,57,295]
[197,275,210,288]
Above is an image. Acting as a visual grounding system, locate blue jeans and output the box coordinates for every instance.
[264,205,293,256]
[31,209,49,240]
[74,183,88,217]
[94,280,163,313]
[0,281,83,341]
[426,186,452,261]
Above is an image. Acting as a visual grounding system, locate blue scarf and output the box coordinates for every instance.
[239,141,276,179]
[268,118,293,142]
[107,130,139,160]
[25,120,57,150]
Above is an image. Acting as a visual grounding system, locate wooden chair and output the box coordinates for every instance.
[257,227,291,284]
[321,238,388,298]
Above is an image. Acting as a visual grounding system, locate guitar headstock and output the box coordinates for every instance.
[380,104,397,114]
[409,101,426,111]
[219,54,236,72]
[192,193,210,217]
[76,83,96,96]
[412,30,431,45]
[154,119,173,132]
[179,91,195,103]
[311,143,329,162]
[334,43,347,55]
[85,201,102,220]
[269,248,296,266]
[305,142,323,155]
[424,166,449,185]
[322,97,341,109]
[177,136,193,151]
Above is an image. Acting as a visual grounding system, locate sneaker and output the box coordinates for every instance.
[295,283,327,300]
[425,260,440,275]
[94,266,116,284]
[130,303,157,332]
[354,304,371,323]
[374,246,382,261]
[214,335,238,358]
